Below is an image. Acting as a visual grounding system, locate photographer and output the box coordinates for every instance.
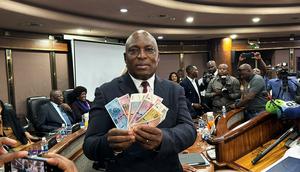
[200,60,218,89]
[205,64,240,113]
[267,63,300,103]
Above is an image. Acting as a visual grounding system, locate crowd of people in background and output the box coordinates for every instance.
[169,52,300,121]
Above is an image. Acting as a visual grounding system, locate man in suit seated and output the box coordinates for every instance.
[180,65,204,118]
[36,90,74,132]
[83,30,197,172]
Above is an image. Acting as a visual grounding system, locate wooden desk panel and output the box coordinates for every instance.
[229,138,288,172]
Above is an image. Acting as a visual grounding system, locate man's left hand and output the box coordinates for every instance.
[60,103,72,112]
[133,125,163,150]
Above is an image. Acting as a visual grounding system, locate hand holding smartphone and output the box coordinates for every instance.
[5,157,63,172]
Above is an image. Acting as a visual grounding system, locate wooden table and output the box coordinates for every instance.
[183,132,214,171]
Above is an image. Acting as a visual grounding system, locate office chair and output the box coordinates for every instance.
[26,96,49,136]
[63,89,74,105]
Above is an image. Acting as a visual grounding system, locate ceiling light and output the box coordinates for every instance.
[186,17,194,23]
[230,34,237,39]
[120,8,128,13]
[252,17,261,23]
[157,36,163,40]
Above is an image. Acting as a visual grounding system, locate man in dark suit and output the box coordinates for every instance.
[37,90,74,132]
[83,30,197,172]
[180,65,203,118]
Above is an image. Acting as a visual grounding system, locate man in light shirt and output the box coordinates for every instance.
[37,90,74,132]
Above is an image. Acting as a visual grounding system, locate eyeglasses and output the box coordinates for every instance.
[127,47,156,57]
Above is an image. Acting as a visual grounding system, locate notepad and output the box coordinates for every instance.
[179,153,208,166]
[266,157,300,172]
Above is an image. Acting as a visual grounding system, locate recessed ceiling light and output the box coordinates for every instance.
[157,36,164,40]
[252,17,261,23]
[186,17,194,23]
[120,8,128,13]
[230,34,238,39]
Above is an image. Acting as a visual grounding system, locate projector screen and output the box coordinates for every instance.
[74,40,125,100]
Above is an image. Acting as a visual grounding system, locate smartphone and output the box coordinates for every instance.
[5,157,63,172]
[242,52,254,59]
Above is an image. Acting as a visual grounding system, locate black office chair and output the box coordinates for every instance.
[4,103,30,130]
[63,89,74,105]
[26,96,49,136]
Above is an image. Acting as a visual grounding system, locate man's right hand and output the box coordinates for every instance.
[192,103,202,110]
[239,54,246,62]
[0,137,28,167]
[107,128,135,152]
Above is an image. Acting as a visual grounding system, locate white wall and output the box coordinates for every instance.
[74,40,125,100]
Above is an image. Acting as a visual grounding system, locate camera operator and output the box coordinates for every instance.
[205,64,240,113]
[229,64,268,120]
[238,52,269,85]
[200,60,218,89]
[267,63,300,103]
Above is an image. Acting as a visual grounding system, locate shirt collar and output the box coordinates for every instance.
[187,76,195,83]
[129,73,155,92]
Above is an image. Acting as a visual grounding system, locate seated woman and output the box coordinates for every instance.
[0,99,38,150]
[70,86,91,123]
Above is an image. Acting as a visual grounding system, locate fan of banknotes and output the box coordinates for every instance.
[105,93,168,130]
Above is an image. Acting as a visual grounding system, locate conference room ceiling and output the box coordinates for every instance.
[0,0,299,40]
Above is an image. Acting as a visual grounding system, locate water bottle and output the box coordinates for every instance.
[41,137,48,154]
[202,127,211,141]
[61,123,67,137]
[198,117,206,133]
[222,106,227,118]
[83,113,89,127]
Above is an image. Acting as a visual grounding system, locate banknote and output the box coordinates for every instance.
[136,102,168,124]
[133,116,161,127]
[118,94,130,116]
[128,93,146,124]
[130,93,157,124]
[105,98,128,129]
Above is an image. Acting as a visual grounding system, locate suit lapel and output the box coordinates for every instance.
[48,103,64,123]
[118,73,139,95]
[154,76,168,104]
[186,78,199,94]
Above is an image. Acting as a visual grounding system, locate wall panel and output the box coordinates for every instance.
[13,51,52,118]
[156,54,180,80]
[184,53,208,77]
[0,49,8,102]
[56,53,70,91]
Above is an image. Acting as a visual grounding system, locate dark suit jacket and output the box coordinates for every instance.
[180,77,202,117]
[36,102,74,132]
[83,73,197,172]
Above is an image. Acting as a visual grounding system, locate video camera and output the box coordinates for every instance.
[202,72,214,86]
[273,63,297,91]
[241,52,255,59]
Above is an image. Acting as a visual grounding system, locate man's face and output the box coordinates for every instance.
[218,65,228,76]
[191,66,199,79]
[238,67,250,80]
[124,33,159,80]
[207,63,217,74]
[51,91,63,105]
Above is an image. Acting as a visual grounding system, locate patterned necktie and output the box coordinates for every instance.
[141,81,149,93]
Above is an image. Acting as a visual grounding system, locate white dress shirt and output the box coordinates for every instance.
[129,74,155,93]
[50,101,70,126]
